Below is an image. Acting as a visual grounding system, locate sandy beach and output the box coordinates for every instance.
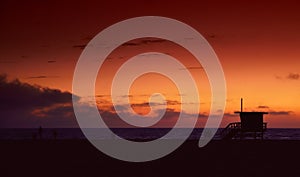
[2,140,300,177]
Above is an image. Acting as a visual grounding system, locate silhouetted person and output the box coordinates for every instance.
[38,126,43,140]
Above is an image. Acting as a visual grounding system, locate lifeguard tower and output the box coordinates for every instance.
[221,98,268,140]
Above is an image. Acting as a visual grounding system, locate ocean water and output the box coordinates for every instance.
[1,128,300,140]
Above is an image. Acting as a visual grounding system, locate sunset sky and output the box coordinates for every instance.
[1,0,300,128]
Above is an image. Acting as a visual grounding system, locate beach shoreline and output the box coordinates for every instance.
[2,139,300,177]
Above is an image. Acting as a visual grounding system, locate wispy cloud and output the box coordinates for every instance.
[223,112,238,117]
[121,42,139,46]
[81,36,93,41]
[179,66,203,70]
[269,111,293,115]
[121,39,166,47]
[131,102,151,107]
[276,73,300,80]
[257,105,270,109]
[95,94,111,98]
[206,34,216,39]
[26,76,59,79]
[140,39,165,44]
[166,100,181,105]
[72,44,87,50]
[287,73,299,80]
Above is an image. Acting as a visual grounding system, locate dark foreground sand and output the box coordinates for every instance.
[2,140,300,177]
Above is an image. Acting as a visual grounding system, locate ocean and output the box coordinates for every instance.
[1,128,300,140]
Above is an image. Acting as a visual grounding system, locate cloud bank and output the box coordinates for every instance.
[0,74,79,127]
[0,74,206,128]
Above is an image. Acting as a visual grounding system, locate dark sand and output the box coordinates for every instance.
[2,140,300,177]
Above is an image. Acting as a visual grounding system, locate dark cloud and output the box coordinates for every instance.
[30,104,78,127]
[223,112,238,117]
[287,73,299,80]
[103,103,208,126]
[95,94,111,98]
[96,99,111,105]
[179,66,203,70]
[166,100,181,105]
[81,36,93,41]
[269,111,293,115]
[197,113,208,118]
[106,103,207,119]
[121,39,166,47]
[27,76,48,79]
[47,60,56,63]
[0,74,79,127]
[196,33,220,40]
[26,76,59,79]
[121,42,139,46]
[128,100,182,107]
[131,102,150,107]
[257,105,270,109]
[276,73,300,80]
[140,39,166,44]
[119,94,133,98]
[72,44,87,50]
[0,74,79,110]
[97,107,181,128]
[208,35,216,38]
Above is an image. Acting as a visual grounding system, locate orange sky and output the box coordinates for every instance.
[1,0,300,127]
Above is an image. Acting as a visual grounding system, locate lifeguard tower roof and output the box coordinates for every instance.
[234,112,268,114]
[234,111,268,132]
